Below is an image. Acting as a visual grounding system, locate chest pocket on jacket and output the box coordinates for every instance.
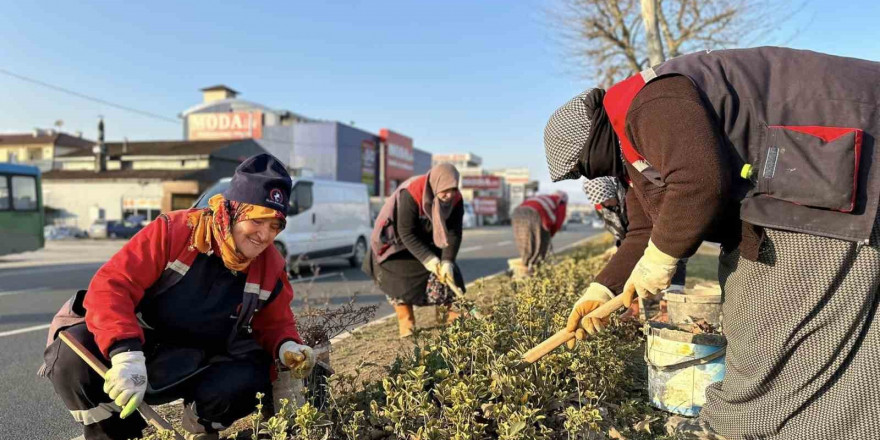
[754,125,862,212]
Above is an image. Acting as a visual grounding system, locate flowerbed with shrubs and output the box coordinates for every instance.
[144,238,680,439]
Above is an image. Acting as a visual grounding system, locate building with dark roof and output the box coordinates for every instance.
[0,129,94,170]
[43,138,267,229]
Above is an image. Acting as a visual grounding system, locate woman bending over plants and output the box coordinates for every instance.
[363,163,466,338]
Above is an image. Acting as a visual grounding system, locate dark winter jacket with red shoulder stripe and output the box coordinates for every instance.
[519,194,567,236]
[44,209,301,362]
[594,47,880,294]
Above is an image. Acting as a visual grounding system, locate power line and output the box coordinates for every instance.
[0,68,180,125]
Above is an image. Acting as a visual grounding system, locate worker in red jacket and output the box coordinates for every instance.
[41,154,315,440]
[511,191,568,271]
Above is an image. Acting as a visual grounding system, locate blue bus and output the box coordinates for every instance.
[0,163,44,257]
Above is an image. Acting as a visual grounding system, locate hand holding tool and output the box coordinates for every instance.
[279,341,316,379]
[622,239,679,308]
[522,293,626,364]
[58,331,184,440]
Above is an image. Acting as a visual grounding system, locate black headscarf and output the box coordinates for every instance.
[578,90,622,180]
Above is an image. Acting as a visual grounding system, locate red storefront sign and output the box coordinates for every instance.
[461,175,502,190]
[187,111,263,140]
[379,128,415,194]
[473,197,498,215]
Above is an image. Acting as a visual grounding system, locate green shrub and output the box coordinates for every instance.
[145,239,676,439]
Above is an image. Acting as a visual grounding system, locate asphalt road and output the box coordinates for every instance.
[0,223,597,440]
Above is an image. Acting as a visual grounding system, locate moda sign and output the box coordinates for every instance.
[187,111,263,140]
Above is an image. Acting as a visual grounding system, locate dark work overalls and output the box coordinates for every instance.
[42,252,282,440]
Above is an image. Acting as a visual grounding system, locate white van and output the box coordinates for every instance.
[462,201,476,229]
[193,177,372,271]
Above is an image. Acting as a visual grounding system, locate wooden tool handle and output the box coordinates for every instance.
[521,293,626,364]
[59,331,184,440]
[446,281,465,299]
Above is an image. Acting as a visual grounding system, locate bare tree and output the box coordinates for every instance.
[550,0,804,86]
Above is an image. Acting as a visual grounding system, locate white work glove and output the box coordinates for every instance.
[279,341,316,379]
[622,239,680,308]
[438,261,455,285]
[423,256,441,277]
[103,351,147,419]
[565,283,615,348]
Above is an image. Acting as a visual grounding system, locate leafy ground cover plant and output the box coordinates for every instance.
[143,236,694,439]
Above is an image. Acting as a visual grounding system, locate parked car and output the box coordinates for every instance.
[462,202,477,229]
[44,225,87,240]
[194,177,372,272]
[107,220,143,239]
[88,220,108,239]
[568,212,584,224]
[87,219,143,239]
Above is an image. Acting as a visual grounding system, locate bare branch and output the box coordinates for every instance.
[547,0,806,85]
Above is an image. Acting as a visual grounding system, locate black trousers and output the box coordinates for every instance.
[44,324,272,440]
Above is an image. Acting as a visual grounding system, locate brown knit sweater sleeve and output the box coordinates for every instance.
[625,75,732,258]
[595,188,652,294]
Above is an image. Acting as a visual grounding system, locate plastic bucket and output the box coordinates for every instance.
[665,289,723,328]
[272,342,332,411]
[645,322,726,416]
[508,257,529,279]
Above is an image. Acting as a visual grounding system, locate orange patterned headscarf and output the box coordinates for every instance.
[187,194,286,272]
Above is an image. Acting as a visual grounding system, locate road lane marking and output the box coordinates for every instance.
[0,323,50,338]
[555,234,599,253]
[0,263,101,280]
[0,288,46,297]
[459,245,484,253]
[495,240,512,246]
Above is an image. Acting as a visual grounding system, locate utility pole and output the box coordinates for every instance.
[379,141,387,198]
[641,0,665,66]
[93,116,107,173]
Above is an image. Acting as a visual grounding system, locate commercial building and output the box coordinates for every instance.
[431,154,542,224]
[432,153,483,171]
[291,121,381,193]
[379,129,416,195]
[432,153,507,224]
[181,85,316,167]
[43,139,267,230]
[181,86,430,197]
[413,148,431,175]
[0,130,94,170]
[489,167,539,215]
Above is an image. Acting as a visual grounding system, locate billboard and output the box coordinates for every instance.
[187,111,263,140]
[461,175,502,190]
[473,197,498,215]
[361,140,377,195]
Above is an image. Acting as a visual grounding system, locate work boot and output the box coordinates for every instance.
[446,305,462,324]
[394,304,415,338]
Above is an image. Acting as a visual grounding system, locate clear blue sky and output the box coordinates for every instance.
[1,0,878,200]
